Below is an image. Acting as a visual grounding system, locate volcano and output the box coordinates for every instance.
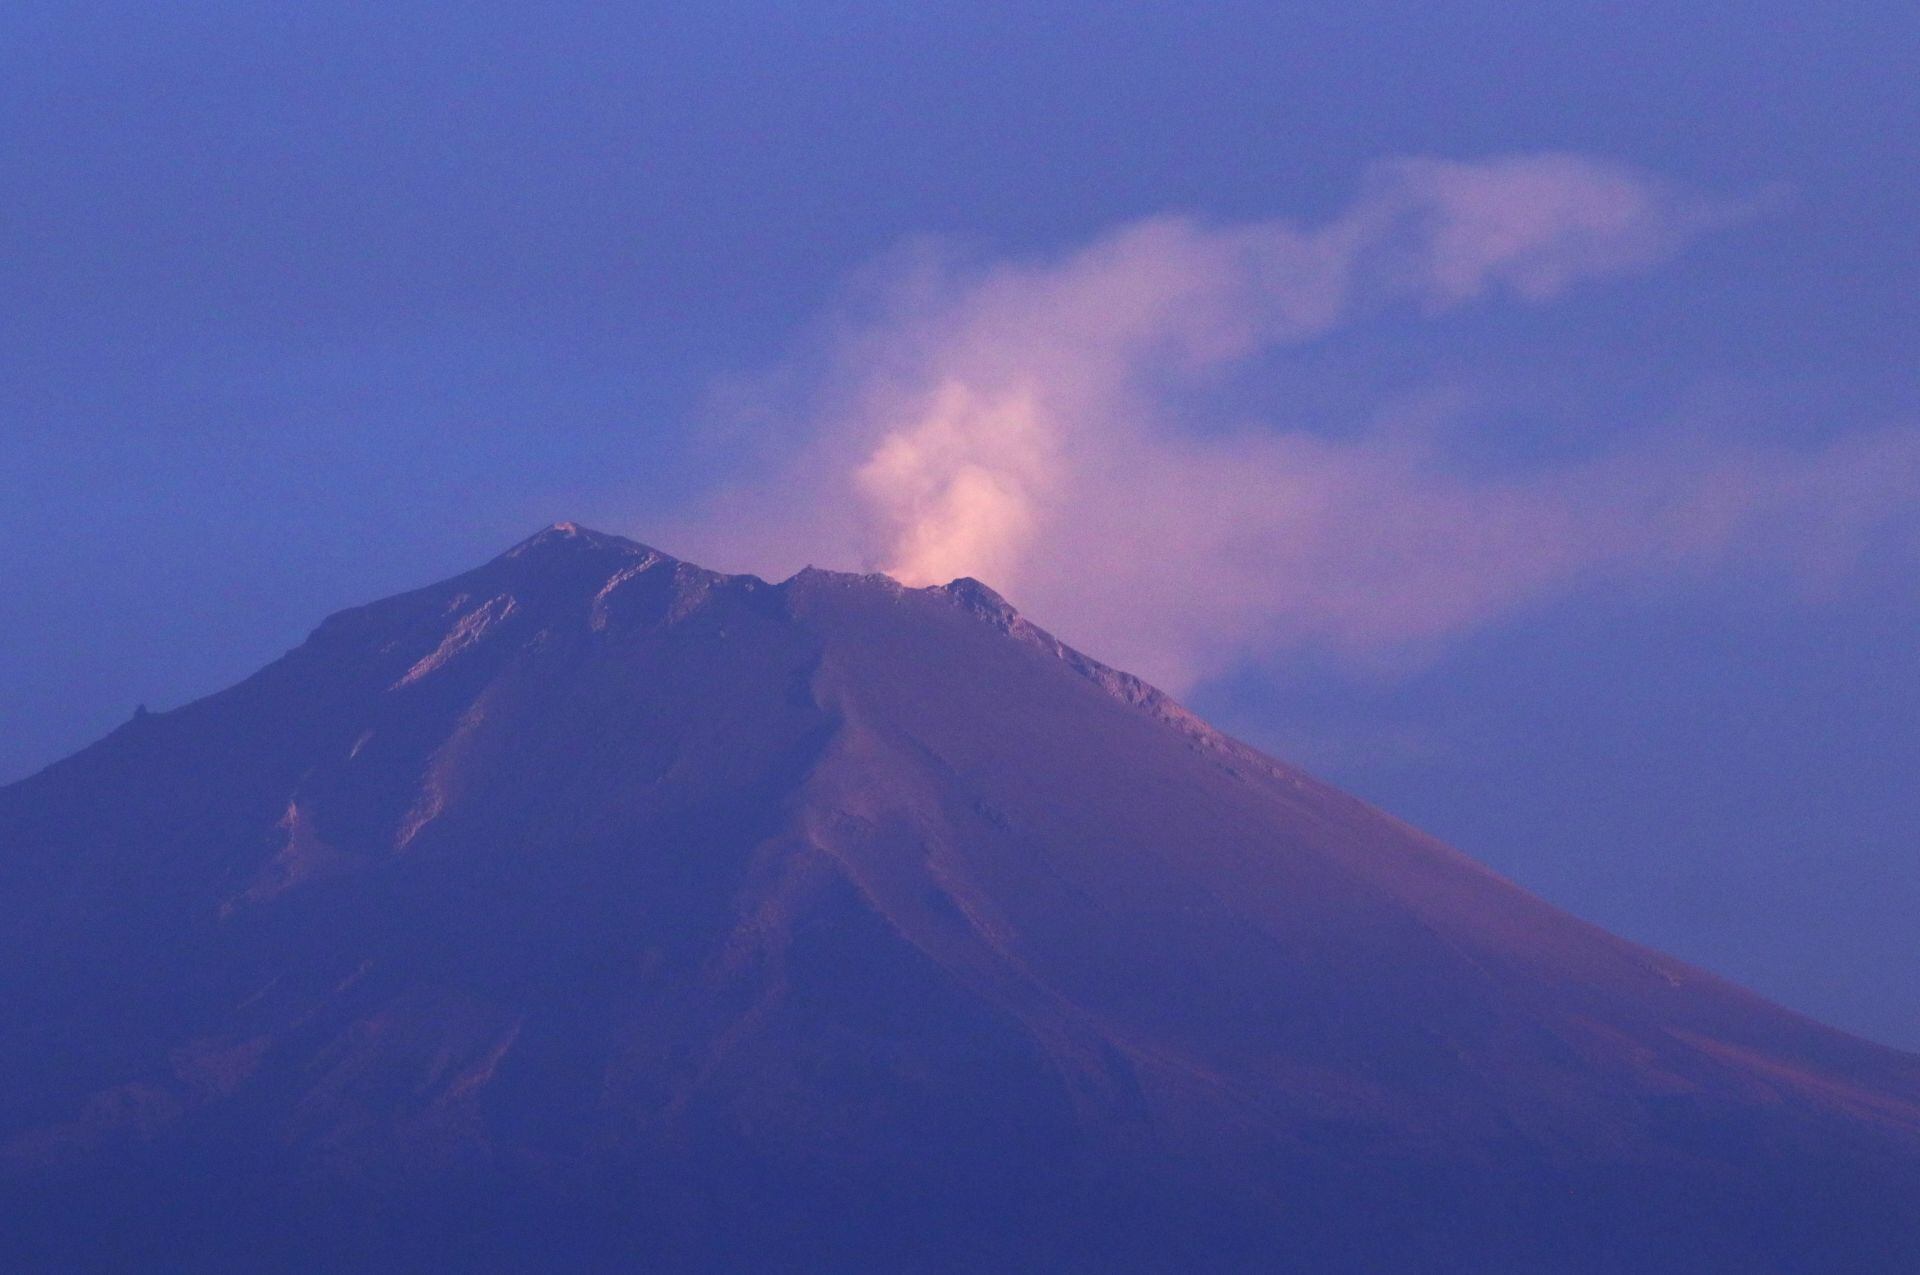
[2,523,1916,1271]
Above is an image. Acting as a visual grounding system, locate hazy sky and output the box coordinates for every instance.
[5,4,1918,1047]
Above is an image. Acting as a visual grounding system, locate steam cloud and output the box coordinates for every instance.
[675,154,1920,691]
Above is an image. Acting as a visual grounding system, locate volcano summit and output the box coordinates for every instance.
[1,524,1916,1271]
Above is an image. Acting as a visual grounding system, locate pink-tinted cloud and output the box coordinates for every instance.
[1004,420,1920,688]
[670,154,1917,691]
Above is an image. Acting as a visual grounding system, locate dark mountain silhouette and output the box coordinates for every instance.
[3,524,1917,1272]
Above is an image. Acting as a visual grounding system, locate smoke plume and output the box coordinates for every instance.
[673,154,1920,691]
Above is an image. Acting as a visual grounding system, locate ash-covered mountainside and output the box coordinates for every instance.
[2,523,1917,1272]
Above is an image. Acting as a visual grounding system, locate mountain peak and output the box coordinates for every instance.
[936,575,1018,626]
[500,520,658,562]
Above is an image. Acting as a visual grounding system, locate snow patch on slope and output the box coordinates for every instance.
[393,594,520,688]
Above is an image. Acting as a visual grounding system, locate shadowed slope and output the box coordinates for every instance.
[1,524,1917,1271]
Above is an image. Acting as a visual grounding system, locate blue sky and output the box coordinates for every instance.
[5,3,1918,1046]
